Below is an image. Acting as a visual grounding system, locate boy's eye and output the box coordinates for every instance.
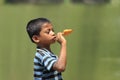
[45,30,50,34]
[45,29,54,34]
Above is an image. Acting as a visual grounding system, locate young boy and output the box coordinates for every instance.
[26,18,67,80]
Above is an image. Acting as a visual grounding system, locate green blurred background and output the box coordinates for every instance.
[0,0,120,80]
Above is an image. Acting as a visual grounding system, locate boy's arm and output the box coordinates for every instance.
[53,32,67,72]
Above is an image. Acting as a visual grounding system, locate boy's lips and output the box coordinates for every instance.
[53,36,57,41]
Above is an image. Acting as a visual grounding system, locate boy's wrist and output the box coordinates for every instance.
[61,41,66,46]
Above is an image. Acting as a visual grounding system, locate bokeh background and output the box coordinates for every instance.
[0,0,120,80]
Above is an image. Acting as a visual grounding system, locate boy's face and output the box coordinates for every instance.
[34,22,56,45]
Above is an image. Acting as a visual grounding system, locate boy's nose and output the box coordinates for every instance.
[50,30,55,36]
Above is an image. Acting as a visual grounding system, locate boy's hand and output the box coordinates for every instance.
[56,32,66,44]
[53,32,67,72]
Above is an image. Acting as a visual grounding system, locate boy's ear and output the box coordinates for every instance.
[32,35,40,43]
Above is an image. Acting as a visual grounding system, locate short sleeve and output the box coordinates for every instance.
[37,49,57,71]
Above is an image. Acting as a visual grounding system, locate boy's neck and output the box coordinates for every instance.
[37,45,51,52]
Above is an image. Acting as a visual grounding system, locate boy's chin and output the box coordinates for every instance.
[51,40,56,44]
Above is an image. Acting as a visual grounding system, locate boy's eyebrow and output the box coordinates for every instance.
[47,28,54,32]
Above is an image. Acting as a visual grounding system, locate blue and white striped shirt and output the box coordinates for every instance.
[34,48,63,80]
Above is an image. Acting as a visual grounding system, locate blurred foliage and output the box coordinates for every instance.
[5,0,63,4]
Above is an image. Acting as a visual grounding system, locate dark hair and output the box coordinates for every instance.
[26,18,50,43]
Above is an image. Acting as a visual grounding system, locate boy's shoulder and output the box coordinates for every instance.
[36,48,48,56]
[36,48,54,56]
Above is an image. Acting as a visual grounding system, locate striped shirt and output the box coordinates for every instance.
[34,48,63,80]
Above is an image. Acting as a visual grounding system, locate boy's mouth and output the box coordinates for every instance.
[53,36,57,41]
